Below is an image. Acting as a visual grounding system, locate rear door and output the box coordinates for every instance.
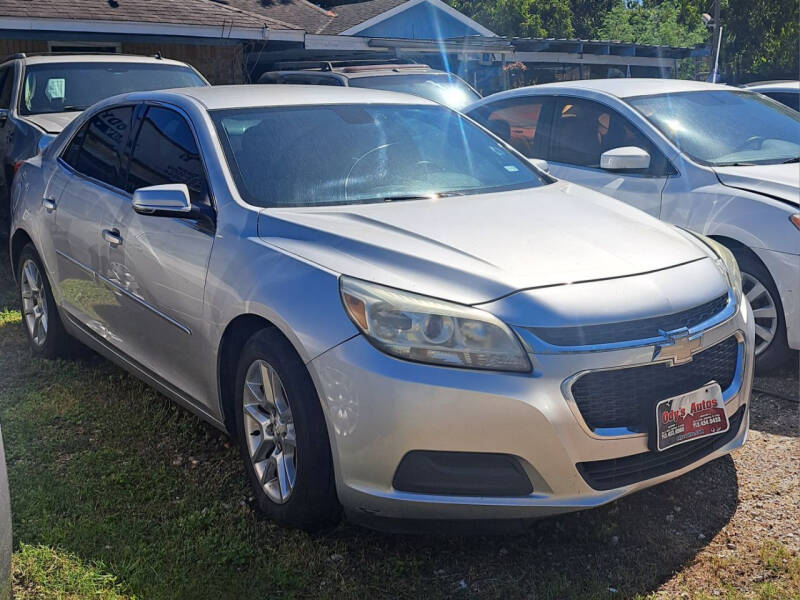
[544,96,673,217]
[0,63,16,218]
[49,105,135,338]
[467,95,554,159]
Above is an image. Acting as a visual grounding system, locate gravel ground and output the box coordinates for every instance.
[652,358,799,598]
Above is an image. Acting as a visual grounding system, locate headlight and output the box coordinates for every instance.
[691,233,743,302]
[340,277,531,372]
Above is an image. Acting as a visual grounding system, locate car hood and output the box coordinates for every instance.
[22,111,79,134]
[257,181,709,305]
[714,163,800,206]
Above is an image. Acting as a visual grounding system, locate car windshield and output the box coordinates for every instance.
[20,62,207,115]
[348,74,480,110]
[627,90,800,166]
[213,104,546,208]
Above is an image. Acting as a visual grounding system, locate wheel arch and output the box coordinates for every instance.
[216,313,302,439]
[9,227,34,282]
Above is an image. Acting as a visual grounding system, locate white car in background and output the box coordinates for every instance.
[742,80,800,112]
[466,79,800,370]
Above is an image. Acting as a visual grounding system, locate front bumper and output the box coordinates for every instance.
[308,298,754,522]
[752,247,800,350]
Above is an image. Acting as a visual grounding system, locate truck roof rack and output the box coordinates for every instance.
[272,58,428,72]
[3,51,167,63]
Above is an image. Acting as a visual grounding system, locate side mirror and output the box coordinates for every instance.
[528,158,549,173]
[132,184,191,217]
[600,146,651,171]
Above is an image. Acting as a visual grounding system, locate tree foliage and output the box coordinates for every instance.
[448,0,574,38]
[596,0,707,47]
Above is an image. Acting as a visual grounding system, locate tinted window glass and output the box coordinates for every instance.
[127,106,209,206]
[20,62,207,116]
[282,74,343,86]
[213,104,548,208]
[0,67,13,109]
[550,97,668,173]
[763,91,800,112]
[63,106,133,188]
[469,97,551,158]
[628,90,800,166]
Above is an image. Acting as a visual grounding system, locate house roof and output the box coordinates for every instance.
[319,0,409,34]
[0,0,295,30]
[217,0,334,34]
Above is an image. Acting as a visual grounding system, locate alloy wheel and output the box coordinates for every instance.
[242,359,297,504]
[742,271,778,356]
[20,259,48,347]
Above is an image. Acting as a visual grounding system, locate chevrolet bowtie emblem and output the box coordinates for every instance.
[653,328,701,366]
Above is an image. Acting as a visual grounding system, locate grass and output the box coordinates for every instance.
[0,239,797,599]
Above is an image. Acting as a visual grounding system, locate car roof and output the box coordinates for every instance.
[142,84,439,110]
[743,80,800,91]
[484,78,734,101]
[16,54,192,67]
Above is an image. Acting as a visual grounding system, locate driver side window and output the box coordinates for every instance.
[126,106,210,207]
[549,97,673,175]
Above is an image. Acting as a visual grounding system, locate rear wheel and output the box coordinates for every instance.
[17,244,74,358]
[234,328,340,531]
[734,249,789,372]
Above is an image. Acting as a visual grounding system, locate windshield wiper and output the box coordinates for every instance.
[61,105,90,112]
[715,161,758,166]
[781,157,799,164]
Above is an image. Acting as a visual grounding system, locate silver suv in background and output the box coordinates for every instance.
[0,52,209,226]
[257,61,480,110]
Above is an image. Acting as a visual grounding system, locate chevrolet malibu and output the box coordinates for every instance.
[9,86,754,531]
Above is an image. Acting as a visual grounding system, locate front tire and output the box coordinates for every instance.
[734,249,789,372]
[234,328,340,531]
[17,244,74,359]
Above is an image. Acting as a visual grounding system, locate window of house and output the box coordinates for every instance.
[62,106,134,189]
[127,106,209,206]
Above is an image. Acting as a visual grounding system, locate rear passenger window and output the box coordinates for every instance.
[61,106,133,189]
[127,106,209,206]
[469,97,552,158]
[0,67,14,109]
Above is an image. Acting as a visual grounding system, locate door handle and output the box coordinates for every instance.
[102,228,123,246]
[42,197,57,212]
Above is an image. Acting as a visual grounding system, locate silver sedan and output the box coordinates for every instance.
[9,86,754,530]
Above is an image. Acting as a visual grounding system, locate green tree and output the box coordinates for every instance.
[569,0,617,40]
[597,0,707,47]
[448,0,574,38]
[723,0,799,81]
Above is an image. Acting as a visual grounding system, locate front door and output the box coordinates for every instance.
[103,104,215,403]
[545,96,672,217]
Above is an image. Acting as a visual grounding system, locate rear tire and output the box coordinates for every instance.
[17,244,75,359]
[733,249,789,372]
[234,327,340,531]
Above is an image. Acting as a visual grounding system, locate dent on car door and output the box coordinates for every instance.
[49,106,134,339]
[545,96,673,217]
[107,104,215,405]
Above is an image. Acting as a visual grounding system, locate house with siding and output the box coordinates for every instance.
[0,0,701,91]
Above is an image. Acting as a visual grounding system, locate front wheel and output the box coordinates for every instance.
[734,250,790,372]
[234,328,340,531]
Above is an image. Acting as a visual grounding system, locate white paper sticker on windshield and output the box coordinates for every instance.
[504,165,519,172]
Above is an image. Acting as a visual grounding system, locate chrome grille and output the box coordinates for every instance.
[570,336,739,432]
[530,294,729,347]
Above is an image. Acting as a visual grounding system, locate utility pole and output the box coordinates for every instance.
[711,0,721,80]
